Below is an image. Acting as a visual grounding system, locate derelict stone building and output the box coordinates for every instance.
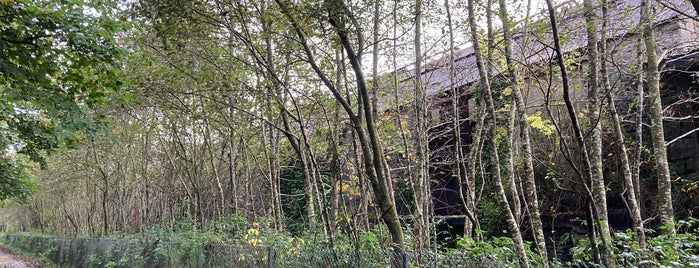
[395,0,699,241]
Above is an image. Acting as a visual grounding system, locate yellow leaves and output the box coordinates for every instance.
[340,182,350,192]
[527,112,555,136]
[39,115,51,126]
[246,238,261,246]
[244,226,261,246]
[0,0,15,5]
[502,87,513,97]
[6,114,16,123]
[682,181,699,193]
[284,237,304,255]
[247,227,259,236]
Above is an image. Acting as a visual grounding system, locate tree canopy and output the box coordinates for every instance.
[0,0,122,201]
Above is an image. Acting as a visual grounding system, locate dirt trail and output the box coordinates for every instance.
[0,246,44,268]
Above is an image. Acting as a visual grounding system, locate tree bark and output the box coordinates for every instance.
[507,102,523,222]
[582,0,611,242]
[634,38,645,218]
[641,0,677,238]
[467,0,530,265]
[600,0,646,247]
[498,0,549,263]
[413,0,431,252]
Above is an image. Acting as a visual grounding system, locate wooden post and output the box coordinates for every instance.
[402,252,410,268]
[267,246,274,268]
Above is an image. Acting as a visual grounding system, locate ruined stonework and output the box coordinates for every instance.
[393,0,699,239]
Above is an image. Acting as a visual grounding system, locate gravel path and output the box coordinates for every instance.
[0,246,44,268]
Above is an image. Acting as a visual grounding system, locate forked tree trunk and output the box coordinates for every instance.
[498,0,549,263]
[545,0,610,265]
[582,0,611,243]
[467,0,530,266]
[600,0,645,247]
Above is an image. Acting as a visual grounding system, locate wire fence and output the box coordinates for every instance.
[0,234,414,268]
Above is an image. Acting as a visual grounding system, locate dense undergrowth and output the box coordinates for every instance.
[1,216,698,267]
[568,217,699,267]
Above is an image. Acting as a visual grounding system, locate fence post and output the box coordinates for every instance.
[267,246,274,268]
[402,252,410,268]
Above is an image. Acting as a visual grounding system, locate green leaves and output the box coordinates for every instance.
[0,0,123,201]
[0,156,35,202]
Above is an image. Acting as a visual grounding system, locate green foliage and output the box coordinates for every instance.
[279,163,309,234]
[0,0,123,201]
[130,216,391,267]
[5,219,695,268]
[0,156,35,201]
[417,234,545,267]
[478,198,508,238]
[569,218,699,267]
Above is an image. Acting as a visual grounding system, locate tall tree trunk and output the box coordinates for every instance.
[600,0,645,247]
[276,0,406,253]
[90,140,110,237]
[544,0,610,265]
[498,0,548,263]
[634,38,645,216]
[445,0,478,240]
[641,0,677,238]
[467,0,530,265]
[507,102,523,222]
[582,0,611,242]
[413,0,430,252]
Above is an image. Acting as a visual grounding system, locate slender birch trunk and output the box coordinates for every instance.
[413,0,431,252]
[467,1,530,265]
[600,0,645,247]
[444,0,478,239]
[634,39,645,216]
[507,102,522,222]
[582,0,611,241]
[498,0,549,263]
[641,0,677,238]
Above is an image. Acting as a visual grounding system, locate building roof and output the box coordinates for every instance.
[399,0,695,98]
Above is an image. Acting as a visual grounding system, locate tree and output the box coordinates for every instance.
[275,0,406,254]
[581,0,611,244]
[466,0,530,265]
[444,0,478,240]
[641,0,676,238]
[0,0,121,201]
[412,0,432,252]
[599,0,645,247]
[497,0,548,263]
[544,0,610,264]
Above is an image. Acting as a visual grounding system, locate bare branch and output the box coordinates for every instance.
[666,127,699,147]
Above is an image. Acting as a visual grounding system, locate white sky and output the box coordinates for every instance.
[366,0,558,74]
